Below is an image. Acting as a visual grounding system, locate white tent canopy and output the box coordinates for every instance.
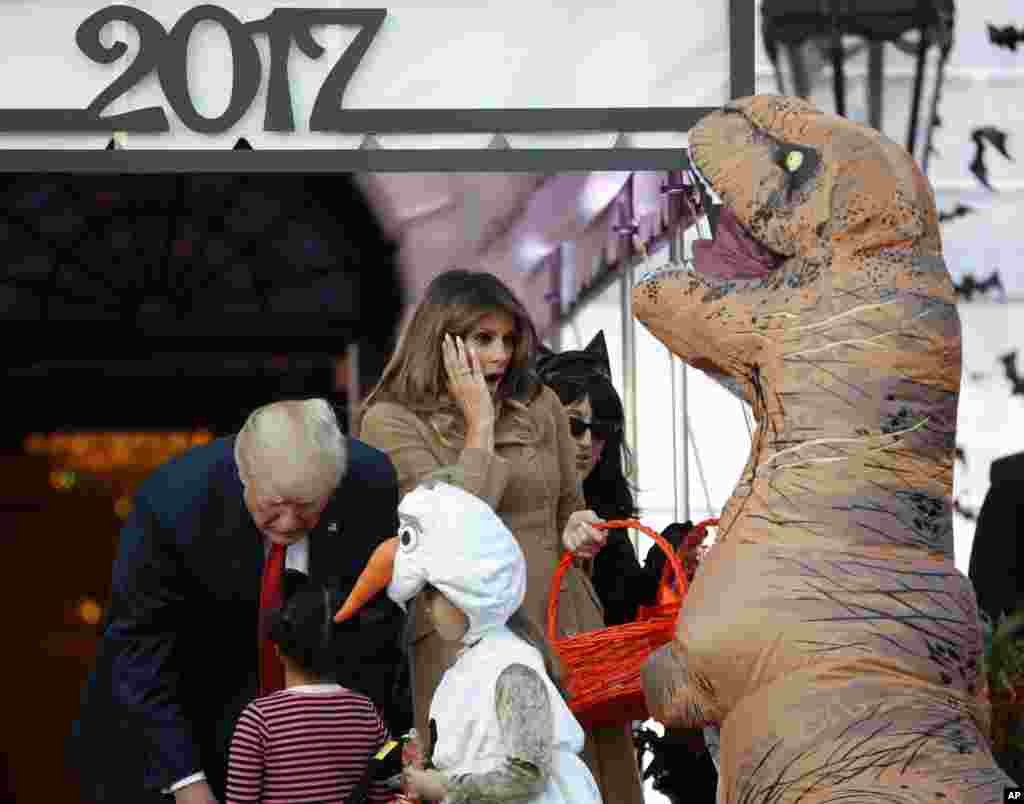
[359,170,687,334]
[0,0,732,150]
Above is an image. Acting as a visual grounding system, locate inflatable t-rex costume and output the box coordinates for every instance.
[635,95,1016,802]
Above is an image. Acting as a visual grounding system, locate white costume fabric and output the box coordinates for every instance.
[431,627,602,804]
[386,480,602,804]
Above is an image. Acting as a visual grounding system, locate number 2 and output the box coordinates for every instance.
[76,5,169,127]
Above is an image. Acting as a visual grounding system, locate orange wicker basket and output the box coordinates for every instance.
[546,518,717,728]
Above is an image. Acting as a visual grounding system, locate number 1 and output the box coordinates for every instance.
[247,9,386,133]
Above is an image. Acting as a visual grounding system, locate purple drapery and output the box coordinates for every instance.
[359,169,694,337]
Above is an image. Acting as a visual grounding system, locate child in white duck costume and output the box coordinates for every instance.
[334,475,603,804]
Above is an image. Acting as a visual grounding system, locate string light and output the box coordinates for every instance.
[77,597,103,626]
[114,496,134,520]
[49,470,78,491]
[26,430,213,474]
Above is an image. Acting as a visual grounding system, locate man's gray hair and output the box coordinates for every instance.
[235,398,347,501]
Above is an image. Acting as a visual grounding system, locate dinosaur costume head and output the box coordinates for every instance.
[636,94,958,556]
[634,96,1013,802]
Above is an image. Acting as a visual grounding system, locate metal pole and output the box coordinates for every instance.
[867,42,884,132]
[681,361,690,522]
[831,10,847,118]
[620,259,639,552]
[786,42,812,98]
[620,260,638,486]
[668,222,691,524]
[670,354,691,523]
[906,27,930,161]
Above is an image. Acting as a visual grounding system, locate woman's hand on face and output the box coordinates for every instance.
[443,334,495,429]
[562,509,607,558]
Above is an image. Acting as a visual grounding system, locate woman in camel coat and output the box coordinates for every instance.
[359,269,645,804]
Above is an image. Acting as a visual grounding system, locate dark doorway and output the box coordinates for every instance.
[0,169,404,804]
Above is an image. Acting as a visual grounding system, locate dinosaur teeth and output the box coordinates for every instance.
[689,160,715,195]
[637,258,696,285]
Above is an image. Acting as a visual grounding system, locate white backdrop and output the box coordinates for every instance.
[0,0,730,150]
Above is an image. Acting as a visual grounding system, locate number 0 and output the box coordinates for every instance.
[157,5,261,134]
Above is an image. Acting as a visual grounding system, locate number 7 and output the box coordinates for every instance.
[248,9,387,133]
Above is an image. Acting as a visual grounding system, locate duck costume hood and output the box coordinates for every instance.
[335,475,527,644]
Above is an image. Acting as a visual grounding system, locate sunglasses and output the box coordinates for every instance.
[569,417,621,441]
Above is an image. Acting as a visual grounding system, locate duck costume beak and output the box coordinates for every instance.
[333,536,398,624]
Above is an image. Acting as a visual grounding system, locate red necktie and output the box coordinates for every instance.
[258,542,287,697]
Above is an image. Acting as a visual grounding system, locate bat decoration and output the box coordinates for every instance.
[999,350,1024,397]
[953,271,1005,302]
[969,126,1013,190]
[988,23,1024,52]
[955,445,966,466]
[938,204,974,223]
[952,499,977,521]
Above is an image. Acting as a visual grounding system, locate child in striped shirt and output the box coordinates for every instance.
[226,570,395,804]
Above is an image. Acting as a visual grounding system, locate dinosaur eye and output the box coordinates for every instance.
[784,150,804,173]
[398,524,420,553]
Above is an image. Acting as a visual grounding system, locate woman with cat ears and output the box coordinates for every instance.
[537,333,721,800]
[536,332,696,625]
[334,473,603,804]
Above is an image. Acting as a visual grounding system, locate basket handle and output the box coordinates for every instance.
[546,519,687,644]
[654,517,720,600]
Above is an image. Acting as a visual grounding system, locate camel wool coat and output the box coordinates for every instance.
[359,385,643,804]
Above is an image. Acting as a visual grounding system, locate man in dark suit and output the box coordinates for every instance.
[70,398,410,804]
[968,450,1023,624]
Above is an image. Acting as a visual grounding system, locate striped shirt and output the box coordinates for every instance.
[226,683,392,804]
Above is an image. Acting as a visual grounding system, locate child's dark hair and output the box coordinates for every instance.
[266,569,346,680]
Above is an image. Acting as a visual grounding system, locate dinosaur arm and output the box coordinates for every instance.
[641,639,718,729]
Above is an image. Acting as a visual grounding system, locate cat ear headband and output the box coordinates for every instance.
[536,331,611,382]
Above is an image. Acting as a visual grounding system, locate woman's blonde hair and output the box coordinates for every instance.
[363,270,541,416]
[235,398,346,501]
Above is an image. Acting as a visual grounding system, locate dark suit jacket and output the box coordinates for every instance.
[70,436,409,801]
[968,451,1023,623]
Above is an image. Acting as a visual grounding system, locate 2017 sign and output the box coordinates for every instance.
[0,3,703,137]
[0,5,386,134]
